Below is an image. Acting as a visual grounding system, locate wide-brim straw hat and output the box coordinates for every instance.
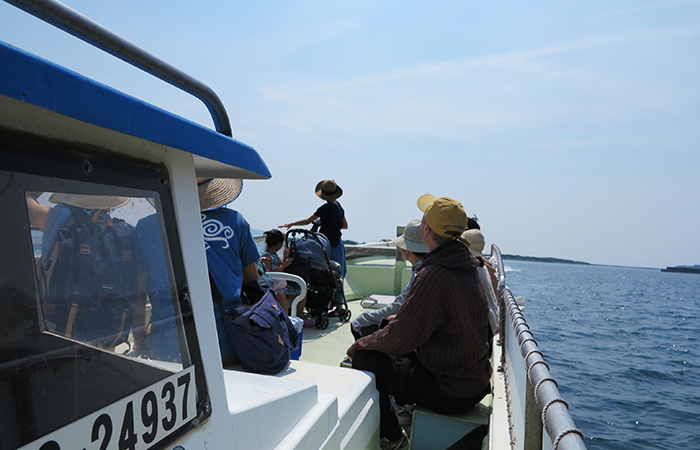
[392,219,429,254]
[198,178,242,212]
[48,193,130,209]
[462,229,485,259]
[315,179,343,201]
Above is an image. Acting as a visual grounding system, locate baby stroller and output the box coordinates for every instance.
[284,229,351,329]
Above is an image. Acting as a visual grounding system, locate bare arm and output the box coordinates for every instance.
[341,216,348,230]
[26,196,51,231]
[242,262,259,283]
[279,215,319,229]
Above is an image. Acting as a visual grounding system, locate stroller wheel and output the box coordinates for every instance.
[315,316,329,330]
[341,309,352,322]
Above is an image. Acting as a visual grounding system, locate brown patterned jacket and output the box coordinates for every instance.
[348,240,491,398]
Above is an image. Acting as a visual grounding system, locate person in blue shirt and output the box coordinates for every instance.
[198,178,260,367]
[134,210,180,362]
[280,179,348,316]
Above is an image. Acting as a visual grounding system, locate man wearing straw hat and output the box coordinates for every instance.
[198,178,260,367]
[347,194,492,450]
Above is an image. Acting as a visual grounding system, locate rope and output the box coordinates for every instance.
[527,359,549,380]
[533,376,558,404]
[524,349,544,363]
[520,337,538,348]
[515,323,534,341]
[541,397,570,428]
[552,428,585,450]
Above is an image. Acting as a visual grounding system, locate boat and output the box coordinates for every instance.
[0,1,586,449]
[661,265,700,274]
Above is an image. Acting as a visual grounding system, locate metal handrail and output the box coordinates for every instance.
[491,244,587,450]
[5,0,233,137]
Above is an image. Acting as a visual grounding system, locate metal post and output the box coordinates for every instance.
[393,225,406,296]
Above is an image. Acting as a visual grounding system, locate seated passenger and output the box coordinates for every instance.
[260,229,292,311]
[198,178,260,367]
[350,219,428,340]
[461,228,500,335]
[347,194,492,450]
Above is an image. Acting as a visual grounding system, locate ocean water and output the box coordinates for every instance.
[504,261,700,449]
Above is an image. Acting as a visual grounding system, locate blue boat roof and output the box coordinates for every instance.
[0,41,270,179]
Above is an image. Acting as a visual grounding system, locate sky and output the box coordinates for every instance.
[2,1,699,269]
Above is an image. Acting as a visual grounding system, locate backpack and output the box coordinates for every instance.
[210,275,298,374]
[38,205,138,349]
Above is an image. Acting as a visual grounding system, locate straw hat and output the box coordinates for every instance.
[197,178,242,212]
[48,193,130,209]
[392,219,429,254]
[315,179,343,201]
[461,229,485,259]
[417,193,469,243]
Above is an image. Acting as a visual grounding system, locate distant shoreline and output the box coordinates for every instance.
[501,254,590,265]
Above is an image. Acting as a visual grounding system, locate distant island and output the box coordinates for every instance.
[501,254,590,265]
[661,265,700,274]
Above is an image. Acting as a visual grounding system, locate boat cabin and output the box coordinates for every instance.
[0,22,378,450]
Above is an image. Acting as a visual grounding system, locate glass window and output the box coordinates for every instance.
[0,136,208,450]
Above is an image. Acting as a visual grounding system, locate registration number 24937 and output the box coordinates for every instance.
[22,366,197,450]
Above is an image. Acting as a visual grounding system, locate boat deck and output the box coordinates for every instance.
[297,297,367,366]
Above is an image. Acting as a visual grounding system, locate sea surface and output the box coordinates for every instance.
[504,260,700,450]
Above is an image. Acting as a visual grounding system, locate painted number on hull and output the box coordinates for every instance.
[21,366,196,450]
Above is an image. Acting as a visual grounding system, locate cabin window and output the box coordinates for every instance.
[0,136,208,450]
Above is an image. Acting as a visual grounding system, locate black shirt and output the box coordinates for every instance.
[314,201,344,246]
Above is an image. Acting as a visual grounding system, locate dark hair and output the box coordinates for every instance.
[467,215,480,230]
[411,252,428,258]
[264,229,284,246]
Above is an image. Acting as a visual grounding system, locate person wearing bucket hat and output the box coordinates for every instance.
[280,179,348,316]
[462,228,500,335]
[347,194,491,449]
[348,220,429,342]
[197,178,261,366]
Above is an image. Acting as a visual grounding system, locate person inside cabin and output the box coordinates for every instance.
[280,179,348,317]
[132,203,181,362]
[462,228,500,337]
[346,194,492,450]
[25,192,140,350]
[349,219,428,341]
[198,178,260,367]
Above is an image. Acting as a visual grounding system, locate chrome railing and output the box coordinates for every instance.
[491,245,587,450]
[5,0,233,137]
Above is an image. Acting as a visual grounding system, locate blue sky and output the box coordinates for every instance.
[2,1,699,268]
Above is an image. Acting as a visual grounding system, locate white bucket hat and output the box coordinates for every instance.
[392,219,429,254]
[461,229,485,259]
